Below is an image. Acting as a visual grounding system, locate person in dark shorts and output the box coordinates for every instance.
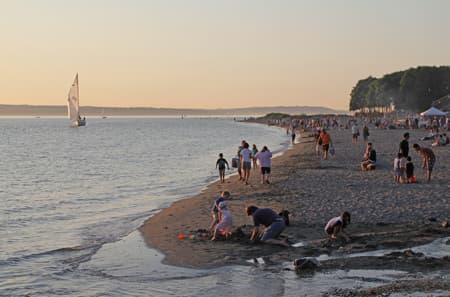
[216,153,230,183]
[318,129,332,160]
[255,146,272,184]
[406,156,415,183]
[399,133,410,158]
[413,144,436,182]
[245,205,289,247]
[325,211,351,240]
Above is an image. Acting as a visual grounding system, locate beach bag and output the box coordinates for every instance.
[329,146,335,156]
[318,138,323,145]
[231,157,239,168]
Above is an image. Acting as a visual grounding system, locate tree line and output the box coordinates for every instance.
[349,66,450,112]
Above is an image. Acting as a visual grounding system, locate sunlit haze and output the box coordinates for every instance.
[1,0,449,110]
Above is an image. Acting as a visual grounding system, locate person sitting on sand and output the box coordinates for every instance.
[413,144,436,182]
[255,146,272,184]
[210,191,231,231]
[245,205,289,247]
[360,142,376,171]
[324,212,351,241]
[216,153,230,183]
[444,133,450,145]
[211,201,233,241]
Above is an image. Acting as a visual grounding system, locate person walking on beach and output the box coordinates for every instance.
[314,128,322,157]
[360,142,376,170]
[237,140,246,181]
[240,142,252,185]
[362,125,369,143]
[399,133,410,158]
[211,201,233,241]
[251,144,259,170]
[291,128,296,144]
[209,191,231,231]
[351,123,359,144]
[318,129,332,160]
[216,153,230,183]
[245,205,289,247]
[255,146,272,184]
[325,212,351,241]
[413,144,436,182]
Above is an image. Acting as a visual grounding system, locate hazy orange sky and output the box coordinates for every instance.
[1,0,449,110]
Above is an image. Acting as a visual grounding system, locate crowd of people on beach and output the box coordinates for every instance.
[207,113,445,249]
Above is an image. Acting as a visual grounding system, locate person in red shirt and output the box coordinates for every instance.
[318,129,333,160]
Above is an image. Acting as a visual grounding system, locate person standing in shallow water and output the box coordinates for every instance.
[413,144,436,182]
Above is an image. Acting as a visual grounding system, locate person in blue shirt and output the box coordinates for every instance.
[245,205,289,247]
[209,191,231,231]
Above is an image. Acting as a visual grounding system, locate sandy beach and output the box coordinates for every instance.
[140,125,450,295]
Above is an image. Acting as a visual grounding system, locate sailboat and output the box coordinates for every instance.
[67,73,86,127]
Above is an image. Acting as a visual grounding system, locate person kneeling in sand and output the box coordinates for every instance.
[325,212,351,241]
[210,191,231,231]
[245,205,289,247]
[360,142,376,171]
[211,201,233,241]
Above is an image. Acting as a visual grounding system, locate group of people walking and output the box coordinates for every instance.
[216,140,273,185]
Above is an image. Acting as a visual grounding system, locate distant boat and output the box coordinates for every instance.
[67,73,86,127]
[101,108,107,119]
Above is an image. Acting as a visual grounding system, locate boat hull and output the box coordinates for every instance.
[75,119,86,127]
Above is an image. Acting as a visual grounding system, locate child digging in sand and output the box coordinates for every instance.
[325,212,351,241]
[211,201,233,241]
[210,191,231,231]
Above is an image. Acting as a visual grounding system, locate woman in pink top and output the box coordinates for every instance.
[255,146,273,184]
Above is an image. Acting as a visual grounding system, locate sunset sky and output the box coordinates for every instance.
[1,0,449,110]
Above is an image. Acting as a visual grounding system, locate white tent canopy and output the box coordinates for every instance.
[420,107,447,116]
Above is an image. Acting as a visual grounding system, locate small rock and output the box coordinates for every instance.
[441,220,449,228]
[293,257,319,271]
[428,217,437,222]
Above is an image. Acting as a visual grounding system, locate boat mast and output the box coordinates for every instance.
[77,73,80,118]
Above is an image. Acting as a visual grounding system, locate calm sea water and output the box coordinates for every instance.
[2,118,447,297]
[1,117,294,297]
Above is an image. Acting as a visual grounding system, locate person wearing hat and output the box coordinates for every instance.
[211,201,233,241]
[245,205,289,247]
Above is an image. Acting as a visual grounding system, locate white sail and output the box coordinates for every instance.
[67,74,79,123]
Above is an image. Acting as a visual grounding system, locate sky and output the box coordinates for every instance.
[1,0,449,110]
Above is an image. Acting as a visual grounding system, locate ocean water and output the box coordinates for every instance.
[0,117,293,297]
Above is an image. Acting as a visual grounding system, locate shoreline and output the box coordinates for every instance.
[139,126,450,292]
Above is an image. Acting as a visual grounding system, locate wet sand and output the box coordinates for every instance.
[140,126,450,295]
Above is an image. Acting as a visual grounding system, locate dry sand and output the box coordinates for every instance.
[140,125,450,294]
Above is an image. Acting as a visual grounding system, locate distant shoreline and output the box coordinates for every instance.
[0,104,346,117]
